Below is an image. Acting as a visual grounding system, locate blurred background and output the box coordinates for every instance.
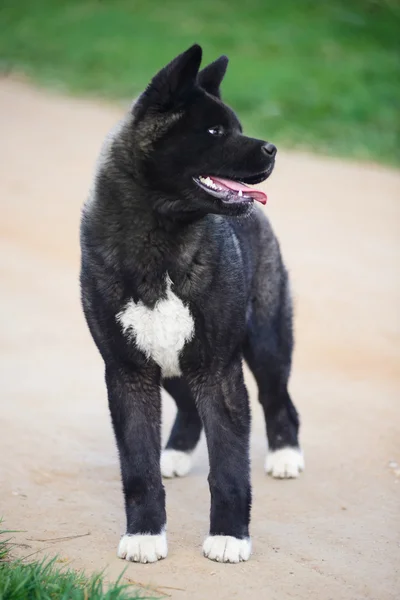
[1,0,399,164]
[0,2,399,599]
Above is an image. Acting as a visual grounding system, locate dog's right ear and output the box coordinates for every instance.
[197,56,229,98]
[135,45,203,116]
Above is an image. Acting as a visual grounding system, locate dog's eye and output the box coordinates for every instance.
[207,126,224,136]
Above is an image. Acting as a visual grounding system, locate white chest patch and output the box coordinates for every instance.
[116,276,194,378]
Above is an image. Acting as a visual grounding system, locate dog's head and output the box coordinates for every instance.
[129,44,276,217]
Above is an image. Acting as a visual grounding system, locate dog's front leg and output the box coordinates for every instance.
[190,358,252,563]
[106,364,167,563]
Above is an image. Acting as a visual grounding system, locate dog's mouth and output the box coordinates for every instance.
[193,170,271,205]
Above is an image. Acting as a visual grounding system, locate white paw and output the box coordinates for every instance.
[203,535,251,563]
[161,449,192,478]
[265,447,305,478]
[117,530,167,563]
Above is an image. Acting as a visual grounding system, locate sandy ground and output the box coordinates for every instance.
[0,78,399,600]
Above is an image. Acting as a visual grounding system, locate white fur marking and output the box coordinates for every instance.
[116,276,194,377]
[117,530,167,563]
[203,535,251,563]
[265,447,305,479]
[161,449,193,478]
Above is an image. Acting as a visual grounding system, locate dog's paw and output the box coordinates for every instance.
[117,531,167,563]
[161,449,192,478]
[203,535,251,563]
[265,447,304,479]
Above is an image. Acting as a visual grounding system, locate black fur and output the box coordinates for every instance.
[80,44,302,560]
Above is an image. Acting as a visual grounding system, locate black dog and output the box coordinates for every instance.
[80,44,303,564]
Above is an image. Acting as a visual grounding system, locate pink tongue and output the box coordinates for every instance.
[210,176,267,205]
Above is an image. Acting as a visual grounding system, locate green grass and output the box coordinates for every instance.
[0,0,399,164]
[0,526,154,600]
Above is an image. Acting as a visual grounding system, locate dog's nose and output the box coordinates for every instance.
[262,142,277,157]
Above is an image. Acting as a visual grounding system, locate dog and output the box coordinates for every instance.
[80,44,304,564]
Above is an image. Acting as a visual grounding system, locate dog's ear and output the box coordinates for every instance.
[197,56,229,98]
[137,44,202,114]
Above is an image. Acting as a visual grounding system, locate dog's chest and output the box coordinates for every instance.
[116,276,194,377]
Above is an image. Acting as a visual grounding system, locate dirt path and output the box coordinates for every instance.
[1,79,399,600]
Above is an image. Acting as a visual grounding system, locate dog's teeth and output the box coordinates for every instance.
[199,176,222,191]
[238,190,242,197]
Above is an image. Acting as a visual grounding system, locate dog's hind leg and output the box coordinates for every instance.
[161,377,202,478]
[243,271,304,478]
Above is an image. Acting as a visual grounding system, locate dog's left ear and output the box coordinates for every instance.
[197,56,229,98]
[136,44,203,116]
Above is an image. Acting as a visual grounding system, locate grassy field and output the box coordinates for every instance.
[0,0,399,164]
[0,526,153,600]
